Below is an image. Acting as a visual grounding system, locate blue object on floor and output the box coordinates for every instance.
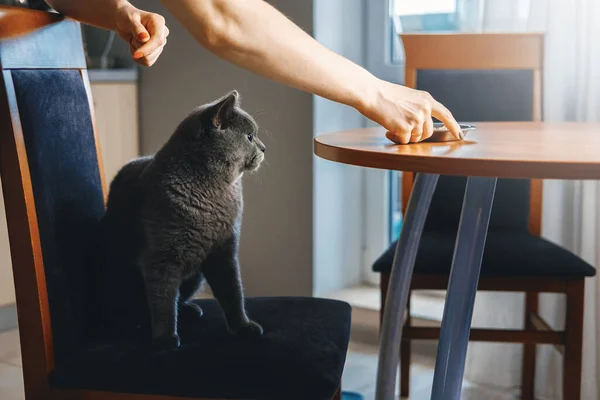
[342,391,364,400]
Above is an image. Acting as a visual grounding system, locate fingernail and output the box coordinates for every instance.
[133,52,144,59]
[138,32,149,40]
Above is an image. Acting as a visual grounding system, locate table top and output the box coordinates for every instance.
[314,122,600,180]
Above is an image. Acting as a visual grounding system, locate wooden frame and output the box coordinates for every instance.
[379,33,585,400]
[0,11,105,400]
[400,33,544,71]
[0,7,342,400]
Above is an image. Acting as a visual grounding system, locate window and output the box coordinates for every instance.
[395,0,457,16]
[391,0,459,63]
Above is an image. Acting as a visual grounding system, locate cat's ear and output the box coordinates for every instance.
[211,90,239,130]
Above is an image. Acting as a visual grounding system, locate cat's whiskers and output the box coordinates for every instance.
[252,109,267,118]
[261,128,273,139]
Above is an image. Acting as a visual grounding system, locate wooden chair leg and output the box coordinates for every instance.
[400,292,411,398]
[521,291,538,400]
[563,280,585,400]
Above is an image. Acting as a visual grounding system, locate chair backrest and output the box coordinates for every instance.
[0,7,107,397]
[400,33,544,236]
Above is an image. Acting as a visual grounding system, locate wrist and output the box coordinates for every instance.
[350,74,383,116]
[113,0,138,34]
[114,1,136,22]
[115,0,135,12]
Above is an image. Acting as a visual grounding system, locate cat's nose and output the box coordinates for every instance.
[260,146,266,153]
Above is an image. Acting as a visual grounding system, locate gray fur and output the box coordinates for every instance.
[99,91,265,350]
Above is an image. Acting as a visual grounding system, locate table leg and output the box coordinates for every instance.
[430,177,497,400]
[376,173,439,400]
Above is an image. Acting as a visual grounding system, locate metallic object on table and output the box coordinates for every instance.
[424,122,476,142]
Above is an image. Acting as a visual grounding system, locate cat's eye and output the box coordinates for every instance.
[247,134,253,142]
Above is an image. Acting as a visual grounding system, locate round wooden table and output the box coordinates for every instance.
[314,122,600,400]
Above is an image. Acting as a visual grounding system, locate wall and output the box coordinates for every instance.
[313,0,367,295]
[137,0,314,296]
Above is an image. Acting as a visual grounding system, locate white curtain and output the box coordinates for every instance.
[457,0,600,399]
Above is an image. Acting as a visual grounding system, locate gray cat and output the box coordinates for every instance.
[98,90,265,350]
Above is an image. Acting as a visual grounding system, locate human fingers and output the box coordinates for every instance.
[133,13,167,61]
[431,100,462,140]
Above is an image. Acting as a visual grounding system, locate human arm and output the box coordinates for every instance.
[161,0,462,143]
[44,0,169,66]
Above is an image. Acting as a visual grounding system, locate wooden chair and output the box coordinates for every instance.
[0,7,347,400]
[373,33,594,400]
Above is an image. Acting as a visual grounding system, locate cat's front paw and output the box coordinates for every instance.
[232,320,263,337]
[152,333,181,352]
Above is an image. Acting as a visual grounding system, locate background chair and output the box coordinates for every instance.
[373,33,595,400]
[0,7,348,400]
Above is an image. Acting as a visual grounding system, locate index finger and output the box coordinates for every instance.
[431,101,463,140]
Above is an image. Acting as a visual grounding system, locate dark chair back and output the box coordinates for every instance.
[400,33,544,235]
[0,7,106,397]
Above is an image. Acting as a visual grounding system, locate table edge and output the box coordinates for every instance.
[314,139,600,180]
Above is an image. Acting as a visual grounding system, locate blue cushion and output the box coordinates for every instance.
[11,70,105,362]
[50,297,351,400]
[373,231,596,278]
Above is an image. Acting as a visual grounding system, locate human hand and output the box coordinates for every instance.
[115,4,169,67]
[360,79,463,144]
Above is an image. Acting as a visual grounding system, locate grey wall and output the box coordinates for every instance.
[137,0,314,296]
[313,0,367,295]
